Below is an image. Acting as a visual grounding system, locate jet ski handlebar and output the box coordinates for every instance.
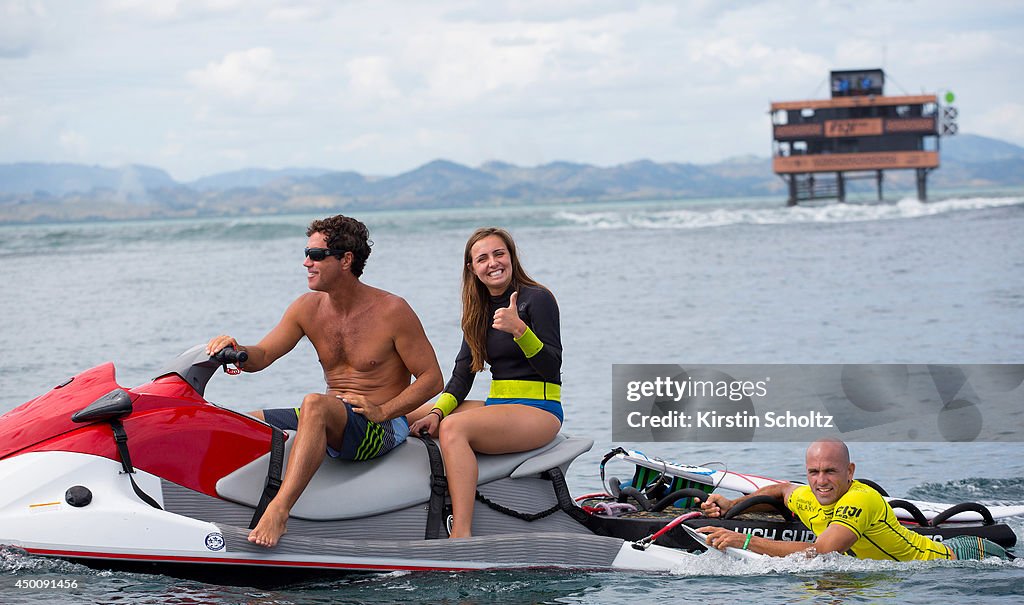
[154,344,250,398]
[213,347,248,365]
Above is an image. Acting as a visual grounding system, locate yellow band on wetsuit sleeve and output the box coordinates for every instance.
[513,326,544,358]
[432,392,459,418]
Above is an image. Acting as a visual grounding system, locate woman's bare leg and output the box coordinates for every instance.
[438,404,560,538]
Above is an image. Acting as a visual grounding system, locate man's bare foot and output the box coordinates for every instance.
[248,505,288,548]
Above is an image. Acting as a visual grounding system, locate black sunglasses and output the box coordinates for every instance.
[304,247,348,261]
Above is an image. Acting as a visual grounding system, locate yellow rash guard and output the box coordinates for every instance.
[787,481,953,561]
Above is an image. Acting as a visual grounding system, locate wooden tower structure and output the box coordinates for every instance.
[770,69,957,206]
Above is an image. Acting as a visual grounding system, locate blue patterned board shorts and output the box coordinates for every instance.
[942,535,1010,560]
[262,402,409,461]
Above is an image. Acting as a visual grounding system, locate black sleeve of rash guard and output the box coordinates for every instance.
[518,286,561,383]
[441,338,475,404]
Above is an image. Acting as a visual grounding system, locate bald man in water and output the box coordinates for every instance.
[698,439,1009,561]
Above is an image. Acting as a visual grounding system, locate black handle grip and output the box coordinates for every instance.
[723,495,795,522]
[214,347,248,365]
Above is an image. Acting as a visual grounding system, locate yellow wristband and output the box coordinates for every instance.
[433,392,458,417]
[513,326,544,358]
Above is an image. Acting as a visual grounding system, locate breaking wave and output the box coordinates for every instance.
[555,195,1023,231]
[1,195,1020,258]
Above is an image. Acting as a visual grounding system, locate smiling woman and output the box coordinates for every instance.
[408,227,564,539]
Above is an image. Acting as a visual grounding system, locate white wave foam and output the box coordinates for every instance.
[669,548,1021,577]
[0,545,92,574]
[554,196,1023,232]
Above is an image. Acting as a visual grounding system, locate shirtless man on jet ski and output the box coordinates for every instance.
[698,438,1010,561]
[206,214,443,548]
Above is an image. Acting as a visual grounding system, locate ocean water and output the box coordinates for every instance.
[1,194,1023,603]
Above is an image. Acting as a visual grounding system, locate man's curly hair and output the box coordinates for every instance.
[306,215,373,277]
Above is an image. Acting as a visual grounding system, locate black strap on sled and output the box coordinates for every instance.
[249,427,286,530]
[547,467,591,524]
[474,466,591,525]
[109,419,162,510]
[417,432,450,539]
[475,491,561,521]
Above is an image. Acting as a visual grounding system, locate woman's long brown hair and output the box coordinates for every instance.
[461,227,543,372]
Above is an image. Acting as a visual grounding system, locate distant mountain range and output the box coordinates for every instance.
[1,133,1022,223]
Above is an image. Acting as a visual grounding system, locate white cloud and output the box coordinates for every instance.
[0,0,47,58]
[403,26,550,105]
[970,102,1024,144]
[266,1,328,23]
[328,132,385,154]
[103,0,182,21]
[0,95,12,129]
[3,1,1024,179]
[444,0,635,24]
[186,47,294,110]
[345,56,401,104]
[217,147,250,163]
[899,31,1003,69]
[58,130,88,157]
[103,0,245,21]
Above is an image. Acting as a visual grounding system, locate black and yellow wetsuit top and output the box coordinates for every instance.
[434,284,561,415]
[787,480,953,561]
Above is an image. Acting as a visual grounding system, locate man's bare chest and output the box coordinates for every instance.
[310,314,395,372]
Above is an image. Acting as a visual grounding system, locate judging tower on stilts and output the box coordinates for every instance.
[770,69,958,206]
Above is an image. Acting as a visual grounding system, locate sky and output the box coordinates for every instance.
[2,0,1023,182]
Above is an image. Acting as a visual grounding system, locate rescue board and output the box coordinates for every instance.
[615,449,1024,523]
[677,522,764,561]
